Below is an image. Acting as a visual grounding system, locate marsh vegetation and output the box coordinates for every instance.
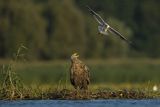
[0,58,160,100]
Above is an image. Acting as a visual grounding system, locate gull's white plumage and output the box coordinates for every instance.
[86,6,132,45]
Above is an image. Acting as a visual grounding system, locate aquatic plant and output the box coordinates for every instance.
[0,44,27,100]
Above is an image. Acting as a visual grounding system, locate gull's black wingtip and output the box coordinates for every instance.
[86,5,95,15]
[85,5,90,9]
[86,5,92,11]
[128,41,141,51]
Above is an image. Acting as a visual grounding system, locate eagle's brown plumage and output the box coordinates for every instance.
[70,53,90,90]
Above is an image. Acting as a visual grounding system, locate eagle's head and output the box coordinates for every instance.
[71,53,79,61]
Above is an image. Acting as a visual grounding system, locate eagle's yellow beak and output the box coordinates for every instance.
[73,53,79,57]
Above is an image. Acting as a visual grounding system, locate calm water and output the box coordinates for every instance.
[0,99,160,107]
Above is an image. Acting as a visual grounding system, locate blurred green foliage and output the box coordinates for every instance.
[1,59,158,85]
[0,0,160,59]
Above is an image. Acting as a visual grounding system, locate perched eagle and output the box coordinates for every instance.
[70,53,90,90]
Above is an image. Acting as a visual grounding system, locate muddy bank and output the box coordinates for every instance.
[45,89,148,100]
[0,88,153,100]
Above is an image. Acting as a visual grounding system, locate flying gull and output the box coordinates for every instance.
[86,6,132,45]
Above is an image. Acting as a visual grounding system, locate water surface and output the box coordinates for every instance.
[0,99,160,107]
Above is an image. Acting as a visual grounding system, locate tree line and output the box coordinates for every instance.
[0,0,160,60]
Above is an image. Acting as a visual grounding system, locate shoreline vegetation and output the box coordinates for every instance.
[0,59,160,100]
[0,46,160,100]
[0,88,152,100]
[0,65,160,100]
[0,83,160,100]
